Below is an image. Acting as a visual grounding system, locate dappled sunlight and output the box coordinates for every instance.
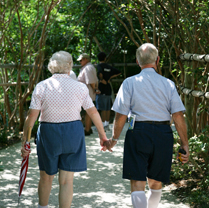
[1,172,19,180]
[0,123,189,207]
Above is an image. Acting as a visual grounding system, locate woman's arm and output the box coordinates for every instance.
[21,109,40,158]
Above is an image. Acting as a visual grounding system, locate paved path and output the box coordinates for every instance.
[0,123,190,208]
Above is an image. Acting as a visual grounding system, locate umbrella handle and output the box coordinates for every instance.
[27,126,32,142]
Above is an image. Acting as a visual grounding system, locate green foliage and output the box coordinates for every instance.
[1,1,209,206]
[171,127,209,206]
[0,126,7,144]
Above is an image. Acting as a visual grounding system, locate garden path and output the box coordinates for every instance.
[0,123,190,208]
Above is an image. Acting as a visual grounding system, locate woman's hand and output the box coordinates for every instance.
[21,143,31,158]
[100,137,109,152]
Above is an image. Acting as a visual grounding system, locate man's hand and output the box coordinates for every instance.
[177,145,189,164]
[95,89,101,94]
[172,111,189,164]
[100,79,107,84]
[103,138,117,152]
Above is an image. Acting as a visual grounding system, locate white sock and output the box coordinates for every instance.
[102,122,105,126]
[105,121,109,126]
[147,188,162,208]
[131,191,147,208]
[38,205,48,208]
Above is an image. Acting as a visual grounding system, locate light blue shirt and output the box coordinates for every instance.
[112,68,185,121]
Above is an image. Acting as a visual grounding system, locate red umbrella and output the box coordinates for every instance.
[18,126,32,204]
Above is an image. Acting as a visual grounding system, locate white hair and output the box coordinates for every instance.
[48,51,73,74]
[136,43,158,66]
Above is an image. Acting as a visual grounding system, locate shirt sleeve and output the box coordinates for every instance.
[112,79,131,115]
[81,84,95,110]
[97,64,103,77]
[110,66,121,76]
[169,82,185,114]
[85,65,98,84]
[29,83,45,110]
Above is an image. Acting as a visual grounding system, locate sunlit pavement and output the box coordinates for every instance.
[0,123,189,208]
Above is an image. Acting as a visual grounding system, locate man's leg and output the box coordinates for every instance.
[105,110,111,126]
[85,112,92,132]
[101,111,106,123]
[101,110,111,130]
[147,178,162,208]
[131,180,147,208]
[59,170,74,208]
[38,170,55,207]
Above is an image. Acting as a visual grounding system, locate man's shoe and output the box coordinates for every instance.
[84,129,93,136]
[91,126,98,132]
[104,125,110,131]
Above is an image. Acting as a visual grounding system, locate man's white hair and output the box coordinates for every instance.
[48,51,73,74]
[136,43,158,66]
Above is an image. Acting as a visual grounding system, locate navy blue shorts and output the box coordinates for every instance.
[123,122,174,183]
[96,94,112,111]
[36,120,87,175]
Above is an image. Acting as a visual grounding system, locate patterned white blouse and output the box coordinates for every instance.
[29,74,94,123]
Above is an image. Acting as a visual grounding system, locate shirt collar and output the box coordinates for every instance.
[52,74,69,78]
[81,62,92,70]
[142,67,156,72]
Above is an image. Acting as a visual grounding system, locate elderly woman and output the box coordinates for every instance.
[21,51,108,208]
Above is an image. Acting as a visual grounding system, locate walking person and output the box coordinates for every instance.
[77,53,98,136]
[69,69,77,80]
[21,51,108,208]
[96,52,121,130]
[104,43,189,208]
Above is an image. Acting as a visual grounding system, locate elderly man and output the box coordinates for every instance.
[105,43,189,208]
[77,53,98,136]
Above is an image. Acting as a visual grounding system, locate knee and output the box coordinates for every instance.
[59,171,74,185]
[131,180,146,192]
[148,178,162,190]
[59,177,74,186]
[40,172,54,184]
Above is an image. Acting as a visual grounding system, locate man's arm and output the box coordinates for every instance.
[108,73,121,83]
[172,111,189,163]
[98,72,107,85]
[90,83,96,91]
[105,112,127,151]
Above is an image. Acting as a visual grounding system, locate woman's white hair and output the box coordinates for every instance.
[136,43,158,66]
[48,51,73,74]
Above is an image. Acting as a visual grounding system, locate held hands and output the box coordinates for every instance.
[100,138,117,152]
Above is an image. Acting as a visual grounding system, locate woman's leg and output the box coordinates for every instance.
[59,170,74,208]
[38,170,55,206]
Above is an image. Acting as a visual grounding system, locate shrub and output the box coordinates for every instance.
[171,126,209,207]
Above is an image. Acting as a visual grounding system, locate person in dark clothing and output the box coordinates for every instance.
[96,52,121,130]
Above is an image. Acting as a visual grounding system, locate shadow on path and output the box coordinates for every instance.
[0,123,190,208]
